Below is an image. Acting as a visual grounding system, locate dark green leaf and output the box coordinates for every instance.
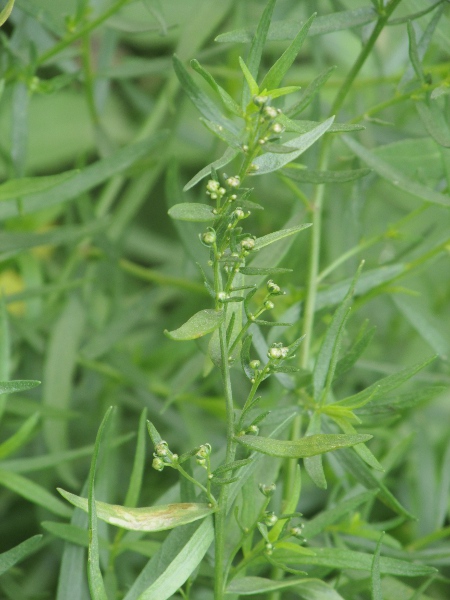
[286,66,336,117]
[0,535,42,576]
[253,224,311,250]
[239,267,292,276]
[226,576,306,594]
[190,59,242,116]
[0,379,40,395]
[407,20,425,81]
[0,172,77,202]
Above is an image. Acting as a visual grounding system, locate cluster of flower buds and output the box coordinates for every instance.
[152,440,178,472]
[195,443,211,468]
[267,342,289,360]
[259,482,276,497]
[240,237,255,252]
[267,280,284,296]
[289,523,305,539]
[206,179,226,201]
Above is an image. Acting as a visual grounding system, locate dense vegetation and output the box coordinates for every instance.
[0,1,449,599]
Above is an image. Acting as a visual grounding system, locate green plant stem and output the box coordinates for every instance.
[36,0,132,66]
[281,0,405,542]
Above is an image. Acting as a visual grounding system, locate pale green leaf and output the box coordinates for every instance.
[0,412,39,460]
[416,100,450,148]
[235,433,372,458]
[0,379,40,395]
[372,533,385,600]
[165,309,224,340]
[251,117,334,174]
[261,14,315,91]
[239,56,259,97]
[0,0,15,26]
[216,8,377,43]
[226,576,306,595]
[183,146,239,191]
[283,167,371,183]
[190,59,242,116]
[0,172,77,202]
[253,224,311,250]
[168,203,217,222]
[58,489,215,532]
[343,135,450,207]
[286,66,336,117]
[0,535,42,576]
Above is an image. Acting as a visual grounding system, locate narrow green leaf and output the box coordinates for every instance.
[293,579,346,600]
[58,489,215,532]
[407,21,425,82]
[333,447,414,518]
[264,85,301,99]
[87,407,114,600]
[0,535,42,576]
[239,56,259,98]
[302,491,377,540]
[283,167,371,183]
[286,66,336,117]
[201,118,243,150]
[0,379,40,395]
[0,469,71,517]
[253,224,311,250]
[183,146,239,191]
[0,133,168,220]
[304,414,327,489]
[251,117,335,174]
[313,264,362,402]
[0,172,77,202]
[124,409,147,509]
[332,416,383,471]
[42,521,89,547]
[190,59,242,116]
[372,533,385,600]
[173,54,237,134]
[226,576,306,595]
[261,14,315,91]
[168,202,217,222]
[356,385,445,416]
[0,412,39,460]
[0,0,15,27]
[239,267,292,276]
[416,100,450,148]
[142,0,167,35]
[334,322,376,379]
[242,0,276,107]
[165,309,224,340]
[279,115,363,134]
[343,135,450,207]
[235,433,372,458]
[123,518,214,600]
[335,356,436,410]
[283,547,436,577]
[215,8,377,43]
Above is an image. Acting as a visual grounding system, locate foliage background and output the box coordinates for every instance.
[0,0,449,598]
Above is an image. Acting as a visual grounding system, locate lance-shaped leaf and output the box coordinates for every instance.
[278,115,363,133]
[234,433,372,458]
[261,14,315,91]
[239,56,259,97]
[0,0,15,27]
[416,100,450,148]
[168,203,217,222]
[226,576,307,595]
[184,146,239,191]
[58,489,215,532]
[165,309,224,340]
[343,135,450,207]
[0,379,40,395]
[201,118,243,150]
[190,59,242,117]
[0,172,77,202]
[173,55,237,134]
[286,66,336,117]
[282,167,371,184]
[253,224,311,250]
[251,117,334,174]
[0,535,42,576]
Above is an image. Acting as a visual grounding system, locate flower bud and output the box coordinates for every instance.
[267,280,281,294]
[259,482,276,497]
[196,443,211,459]
[206,179,220,194]
[263,511,278,527]
[201,231,216,246]
[232,208,245,220]
[268,346,283,360]
[226,175,241,188]
[241,238,255,251]
[253,95,269,106]
[265,542,273,555]
[155,441,169,457]
[152,457,165,471]
[271,122,283,134]
[264,300,274,310]
[263,106,278,119]
[249,359,260,370]
[289,525,304,538]
[246,424,259,435]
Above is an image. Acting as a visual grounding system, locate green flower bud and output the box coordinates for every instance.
[246,424,259,435]
[259,482,276,497]
[264,300,274,310]
[196,443,211,458]
[201,231,216,246]
[155,441,169,457]
[226,175,241,188]
[241,238,255,251]
[268,346,283,360]
[253,95,269,106]
[263,106,278,119]
[249,359,260,370]
[271,122,283,134]
[263,511,278,527]
[152,457,165,471]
